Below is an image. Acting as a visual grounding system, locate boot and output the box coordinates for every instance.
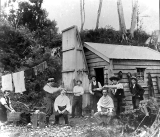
[46,117,50,126]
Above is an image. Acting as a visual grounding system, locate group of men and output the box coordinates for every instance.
[43,74,145,126]
[0,74,145,126]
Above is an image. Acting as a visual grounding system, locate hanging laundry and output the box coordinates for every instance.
[43,61,48,70]
[1,74,13,91]
[12,71,26,93]
[24,68,35,79]
[33,61,48,75]
[33,66,38,76]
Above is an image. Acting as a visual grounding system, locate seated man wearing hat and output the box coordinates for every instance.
[43,78,63,126]
[54,89,71,125]
[0,90,15,124]
[130,76,145,109]
[71,80,84,118]
[89,75,102,113]
[103,76,125,115]
[94,89,115,126]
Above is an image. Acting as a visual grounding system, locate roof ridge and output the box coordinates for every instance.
[145,46,160,54]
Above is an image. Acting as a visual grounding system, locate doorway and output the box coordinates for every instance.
[94,68,104,86]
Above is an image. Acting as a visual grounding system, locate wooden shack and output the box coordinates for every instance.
[62,25,160,111]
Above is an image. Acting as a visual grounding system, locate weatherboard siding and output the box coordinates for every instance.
[113,59,160,108]
[84,47,109,84]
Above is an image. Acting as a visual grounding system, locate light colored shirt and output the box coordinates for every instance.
[54,94,71,113]
[0,97,11,107]
[89,81,102,94]
[110,83,123,95]
[43,84,60,94]
[73,86,84,96]
[133,84,135,88]
[97,95,114,112]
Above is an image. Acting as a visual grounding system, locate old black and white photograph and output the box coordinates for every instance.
[0,0,160,136]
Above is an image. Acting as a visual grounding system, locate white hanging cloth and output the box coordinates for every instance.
[1,74,13,91]
[12,71,26,93]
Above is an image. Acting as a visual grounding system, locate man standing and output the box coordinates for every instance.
[89,75,102,113]
[43,78,62,126]
[94,89,115,126]
[71,80,84,118]
[0,90,15,124]
[103,76,125,115]
[54,89,71,125]
[130,76,145,109]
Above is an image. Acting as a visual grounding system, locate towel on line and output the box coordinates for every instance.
[12,71,26,93]
[1,74,13,91]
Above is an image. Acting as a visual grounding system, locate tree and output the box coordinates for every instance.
[80,0,85,32]
[95,0,103,30]
[80,27,150,46]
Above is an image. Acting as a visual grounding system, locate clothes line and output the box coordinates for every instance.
[1,61,48,93]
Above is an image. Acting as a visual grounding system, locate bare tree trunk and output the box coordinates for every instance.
[95,0,103,30]
[117,0,126,34]
[80,0,85,32]
[130,0,138,38]
[156,0,160,51]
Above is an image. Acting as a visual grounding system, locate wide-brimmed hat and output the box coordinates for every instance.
[131,76,137,81]
[77,80,82,84]
[109,75,120,81]
[91,74,96,78]
[48,78,54,82]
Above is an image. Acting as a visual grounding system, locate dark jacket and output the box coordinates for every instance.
[130,83,145,100]
[115,89,125,99]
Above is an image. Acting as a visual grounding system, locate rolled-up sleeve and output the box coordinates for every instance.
[0,98,7,105]
[117,83,123,89]
[89,83,92,94]
[66,98,71,113]
[98,82,102,88]
[54,98,59,112]
[81,87,84,95]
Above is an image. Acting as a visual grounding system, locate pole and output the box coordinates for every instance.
[159,0,160,31]
[0,0,1,19]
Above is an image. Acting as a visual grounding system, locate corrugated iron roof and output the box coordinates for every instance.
[84,42,160,61]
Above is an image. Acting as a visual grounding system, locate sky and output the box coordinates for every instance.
[1,0,159,34]
[41,0,159,34]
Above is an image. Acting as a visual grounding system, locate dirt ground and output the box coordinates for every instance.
[0,116,130,137]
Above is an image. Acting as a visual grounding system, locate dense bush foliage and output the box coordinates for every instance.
[80,28,150,46]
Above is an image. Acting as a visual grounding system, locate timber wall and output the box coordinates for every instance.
[113,59,160,107]
[84,47,109,85]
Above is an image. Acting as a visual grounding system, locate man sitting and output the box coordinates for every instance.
[94,89,115,126]
[54,89,71,125]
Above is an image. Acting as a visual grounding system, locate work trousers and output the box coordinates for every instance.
[92,93,102,112]
[72,96,82,117]
[55,106,69,124]
[0,109,7,122]
[94,107,115,125]
[45,97,54,125]
[116,98,122,115]
[132,96,140,109]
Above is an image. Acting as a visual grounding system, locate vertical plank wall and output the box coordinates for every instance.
[62,26,90,111]
[113,59,160,107]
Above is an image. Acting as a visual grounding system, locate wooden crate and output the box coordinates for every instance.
[7,112,21,122]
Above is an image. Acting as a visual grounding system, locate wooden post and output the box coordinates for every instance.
[157,76,160,93]
[108,60,113,84]
[148,73,155,97]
